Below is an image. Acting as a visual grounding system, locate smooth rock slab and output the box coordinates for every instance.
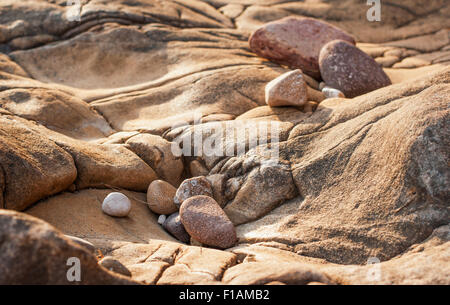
[174,176,213,208]
[249,17,355,79]
[147,180,178,215]
[163,212,191,244]
[265,69,308,107]
[319,40,391,98]
[102,192,131,217]
[180,195,237,249]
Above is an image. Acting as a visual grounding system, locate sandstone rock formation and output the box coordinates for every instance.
[0,0,448,285]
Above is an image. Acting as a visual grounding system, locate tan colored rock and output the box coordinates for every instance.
[189,159,209,177]
[99,257,132,277]
[303,101,319,113]
[265,69,308,107]
[50,134,158,192]
[307,86,325,102]
[146,180,178,215]
[0,115,77,211]
[0,210,137,284]
[126,134,184,187]
[65,235,96,253]
[26,189,177,245]
[222,262,334,285]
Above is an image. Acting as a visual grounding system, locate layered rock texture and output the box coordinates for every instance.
[0,0,449,284]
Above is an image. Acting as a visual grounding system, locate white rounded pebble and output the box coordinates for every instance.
[322,86,345,99]
[102,192,131,217]
[158,214,167,225]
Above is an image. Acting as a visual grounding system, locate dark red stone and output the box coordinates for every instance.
[249,16,355,79]
[319,40,392,98]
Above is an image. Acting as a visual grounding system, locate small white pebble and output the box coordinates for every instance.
[319,82,326,91]
[102,192,131,217]
[322,86,345,98]
[158,214,167,225]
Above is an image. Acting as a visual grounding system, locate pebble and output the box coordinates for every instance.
[99,257,132,277]
[102,192,131,217]
[157,214,167,225]
[249,16,355,78]
[319,39,391,98]
[163,212,191,243]
[147,180,178,215]
[180,195,237,249]
[265,69,308,107]
[174,176,213,208]
[319,82,326,91]
[322,86,345,99]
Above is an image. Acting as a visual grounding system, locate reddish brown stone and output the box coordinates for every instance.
[249,17,355,79]
[319,40,392,98]
[180,195,237,249]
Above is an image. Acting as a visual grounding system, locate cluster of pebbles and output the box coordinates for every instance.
[251,16,392,108]
[102,176,237,249]
[101,16,392,250]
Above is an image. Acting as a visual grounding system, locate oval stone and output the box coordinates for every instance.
[249,16,355,79]
[174,176,213,208]
[319,40,392,98]
[147,180,178,215]
[180,195,237,249]
[163,212,191,243]
[102,192,131,217]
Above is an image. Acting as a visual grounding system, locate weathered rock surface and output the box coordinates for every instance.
[0,210,137,284]
[126,134,184,187]
[99,257,132,278]
[319,40,392,97]
[249,17,355,78]
[180,195,237,249]
[0,0,448,285]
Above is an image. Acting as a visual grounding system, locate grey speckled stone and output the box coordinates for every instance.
[163,212,191,243]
